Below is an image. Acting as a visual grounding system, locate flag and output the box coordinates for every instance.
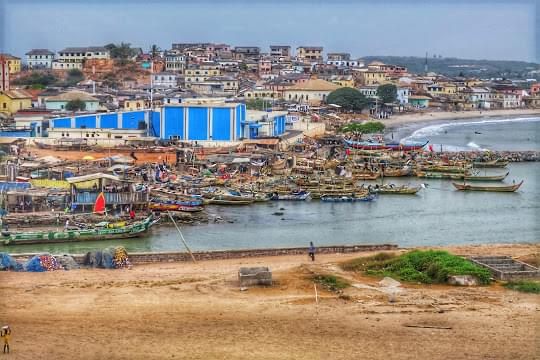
[94,192,106,213]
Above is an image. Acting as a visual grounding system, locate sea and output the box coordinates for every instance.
[3,116,539,254]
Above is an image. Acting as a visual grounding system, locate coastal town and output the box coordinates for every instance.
[0,40,539,359]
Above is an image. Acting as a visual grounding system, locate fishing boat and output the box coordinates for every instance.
[344,139,428,151]
[417,165,471,174]
[2,215,158,245]
[382,167,411,177]
[149,198,203,212]
[462,172,509,182]
[416,171,509,181]
[208,198,253,205]
[270,191,311,201]
[320,193,377,202]
[473,160,509,168]
[451,181,523,192]
[373,185,421,195]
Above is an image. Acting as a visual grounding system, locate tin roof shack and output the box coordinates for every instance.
[67,173,149,212]
[2,187,69,214]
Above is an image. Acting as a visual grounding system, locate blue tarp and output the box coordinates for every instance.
[0,252,22,271]
[0,182,31,191]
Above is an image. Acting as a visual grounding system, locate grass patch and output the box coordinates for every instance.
[312,274,350,292]
[341,250,491,285]
[504,280,540,294]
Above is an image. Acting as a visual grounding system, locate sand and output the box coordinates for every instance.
[1,243,538,359]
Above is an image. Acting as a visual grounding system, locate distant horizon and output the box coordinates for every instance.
[0,0,538,62]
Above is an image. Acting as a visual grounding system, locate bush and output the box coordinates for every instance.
[341,252,397,272]
[326,87,370,111]
[504,281,540,294]
[340,121,385,134]
[341,250,491,285]
[312,274,350,292]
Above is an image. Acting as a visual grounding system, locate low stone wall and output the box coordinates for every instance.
[12,244,398,265]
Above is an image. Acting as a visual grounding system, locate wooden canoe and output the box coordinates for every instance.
[452,181,523,192]
[375,186,421,195]
[473,160,509,168]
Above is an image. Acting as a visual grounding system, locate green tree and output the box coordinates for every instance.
[11,71,57,87]
[340,121,385,134]
[105,42,137,60]
[65,99,86,111]
[62,69,85,87]
[245,98,267,111]
[376,84,397,104]
[150,44,160,59]
[326,87,369,111]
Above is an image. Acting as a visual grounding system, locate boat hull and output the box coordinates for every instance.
[452,181,523,192]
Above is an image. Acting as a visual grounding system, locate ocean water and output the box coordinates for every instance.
[2,117,539,254]
[398,116,540,152]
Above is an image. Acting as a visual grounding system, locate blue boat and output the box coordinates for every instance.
[270,191,311,201]
[320,194,377,202]
[344,139,428,151]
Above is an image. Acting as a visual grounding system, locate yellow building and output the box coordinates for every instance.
[0,89,32,114]
[0,54,21,74]
[359,70,389,86]
[331,76,354,88]
[123,99,147,111]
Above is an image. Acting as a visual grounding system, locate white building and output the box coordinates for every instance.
[397,87,410,104]
[53,46,109,70]
[25,49,55,69]
[165,50,186,72]
[326,60,363,67]
[283,79,341,104]
[153,72,179,89]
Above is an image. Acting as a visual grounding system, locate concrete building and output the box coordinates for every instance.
[0,89,33,114]
[0,56,9,91]
[25,49,55,69]
[269,46,291,60]
[243,110,287,139]
[283,78,340,104]
[165,50,187,72]
[296,46,323,62]
[0,54,21,74]
[232,47,260,60]
[153,72,179,89]
[53,46,110,70]
[45,90,100,111]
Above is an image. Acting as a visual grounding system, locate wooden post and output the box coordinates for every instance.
[167,211,196,262]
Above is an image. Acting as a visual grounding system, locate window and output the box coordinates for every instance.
[2,103,5,109]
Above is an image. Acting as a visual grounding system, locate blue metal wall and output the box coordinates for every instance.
[150,111,160,137]
[100,113,118,128]
[122,111,145,129]
[211,108,231,141]
[75,115,96,128]
[188,107,208,140]
[273,115,286,135]
[235,105,242,139]
[53,118,71,128]
[163,107,184,139]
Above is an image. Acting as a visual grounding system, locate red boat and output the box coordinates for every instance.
[344,139,428,151]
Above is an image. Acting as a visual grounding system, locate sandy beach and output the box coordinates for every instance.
[384,108,540,129]
[1,243,538,360]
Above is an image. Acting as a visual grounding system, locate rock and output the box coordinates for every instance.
[378,277,401,288]
[447,275,478,286]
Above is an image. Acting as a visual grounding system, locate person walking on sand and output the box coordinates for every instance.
[1,326,11,354]
[308,242,316,262]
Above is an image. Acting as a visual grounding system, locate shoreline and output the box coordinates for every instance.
[383,108,540,130]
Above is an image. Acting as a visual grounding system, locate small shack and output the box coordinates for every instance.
[66,173,148,212]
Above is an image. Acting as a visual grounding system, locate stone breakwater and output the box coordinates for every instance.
[11,244,398,264]
[432,151,539,162]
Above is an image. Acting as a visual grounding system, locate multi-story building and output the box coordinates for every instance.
[283,78,340,104]
[0,54,21,74]
[26,49,55,69]
[184,64,221,85]
[258,58,272,75]
[153,72,179,89]
[269,46,291,60]
[357,69,389,86]
[327,53,350,61]
[165,50,186,72]
[0,56,9,91]
[232,46,260,60]
[53,46,110,70]
[296,46,323,62]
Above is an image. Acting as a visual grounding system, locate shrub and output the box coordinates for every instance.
[312,274,350,292]
[504,281,540,294]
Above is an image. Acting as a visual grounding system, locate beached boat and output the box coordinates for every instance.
[344,139,428,151]
[473,160,509,168]
[320,193,377,202]
[270,191,311,201]
[149,198,203,212]
[452,181,523,192]
[2,215,158,245]
[382,167,411,177]
[208,197,254,205]
[373,185,421,195]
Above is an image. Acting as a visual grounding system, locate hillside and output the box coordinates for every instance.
[362,56,540,80]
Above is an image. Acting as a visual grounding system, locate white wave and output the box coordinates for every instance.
[402,116,540,142]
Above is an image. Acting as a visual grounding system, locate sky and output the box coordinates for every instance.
[0,0,538,62]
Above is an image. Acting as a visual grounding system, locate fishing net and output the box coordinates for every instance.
[0,252,23,271]
[83,250,103,268]
[56,255,80,270]
[101,247,115,269]
[23,253,62,272]
[112,246,130,269]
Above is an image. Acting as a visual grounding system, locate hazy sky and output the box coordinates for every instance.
[0,0,538,62]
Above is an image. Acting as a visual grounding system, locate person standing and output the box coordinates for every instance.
[308,242,316,262]
[1,326,11,354]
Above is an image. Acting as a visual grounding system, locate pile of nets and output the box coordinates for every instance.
[56,255,80,270]
[0,252,23,271]
[23,253,62,272]
[83,246,130,269]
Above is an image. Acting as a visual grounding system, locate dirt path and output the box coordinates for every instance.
[0,244,538,359]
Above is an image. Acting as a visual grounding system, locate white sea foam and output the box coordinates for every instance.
[402,116,540,142]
